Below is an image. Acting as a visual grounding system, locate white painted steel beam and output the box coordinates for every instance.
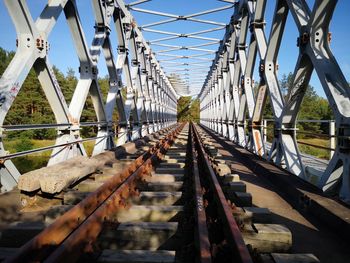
[199,0,350,203]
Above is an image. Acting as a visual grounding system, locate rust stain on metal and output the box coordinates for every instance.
[190,124,212,263]
[191,123,253,263]
[5,124,185,263]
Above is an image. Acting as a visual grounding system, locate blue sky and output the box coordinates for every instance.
[0,0,349,98]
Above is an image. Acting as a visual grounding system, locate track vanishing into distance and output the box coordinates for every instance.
[0,123,349,263]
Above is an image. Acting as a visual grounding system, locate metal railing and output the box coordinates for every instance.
[263,119,336,159]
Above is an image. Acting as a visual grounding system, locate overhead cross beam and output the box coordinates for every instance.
[130,5,233,28]
[126,0,234,96]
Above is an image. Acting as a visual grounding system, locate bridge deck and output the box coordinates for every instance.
[204,127,350,263]
[0,124,349,262]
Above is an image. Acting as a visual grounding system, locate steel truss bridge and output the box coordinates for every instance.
[0,0,349,205]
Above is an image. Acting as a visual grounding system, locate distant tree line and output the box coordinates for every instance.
[263,73,333,137]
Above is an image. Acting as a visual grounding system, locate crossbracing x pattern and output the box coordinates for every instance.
[199,0,350,203]
[0,0,178,191]
[126,0,235,96]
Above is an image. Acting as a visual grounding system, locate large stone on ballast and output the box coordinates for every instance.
[39,157,100,194]
[18,156,95,193]
[18,151,117,194]
[213,163,231,176]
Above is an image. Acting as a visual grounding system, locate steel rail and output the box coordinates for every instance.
[189,124,212,263]
[191,123,253,263]
[190,125,212,263]
[44,125,185,262]
[5,123,185,263]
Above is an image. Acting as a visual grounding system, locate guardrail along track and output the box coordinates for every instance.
[1,122,349,263]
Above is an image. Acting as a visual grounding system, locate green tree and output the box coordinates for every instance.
[0,48,15,76]
[14,135,34,152]
[280,73,333,135]
[261,72,334,140]
[177,96,199,122]
[190,98,200,123]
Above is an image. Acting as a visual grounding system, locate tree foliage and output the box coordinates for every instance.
[177,96,199,122]
[280,73,333,135]
[0,47,112,139]
[262,72,333,138]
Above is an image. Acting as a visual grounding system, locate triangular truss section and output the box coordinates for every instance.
[199,0,350,203]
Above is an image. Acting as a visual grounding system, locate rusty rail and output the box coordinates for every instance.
[6,123,185,263]
[189,124,212,263]
[191,123,253,263]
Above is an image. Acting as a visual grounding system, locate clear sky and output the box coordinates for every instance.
[0,0,349,98]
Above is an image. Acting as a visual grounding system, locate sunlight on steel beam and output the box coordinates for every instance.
[129,7,178,18]
[141,18,178,28]
[186,17,226,26]
[150,41,220,49]
[186,5,234,18]
[157,47,216,53]
[126,0,151,7]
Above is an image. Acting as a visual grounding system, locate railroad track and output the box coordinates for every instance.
[0,123,349,262]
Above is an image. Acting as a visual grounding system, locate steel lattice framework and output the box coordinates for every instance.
[0,0,178,191]
[127,0,235,96]
[0,0,349,204]
[199,0,350,202]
